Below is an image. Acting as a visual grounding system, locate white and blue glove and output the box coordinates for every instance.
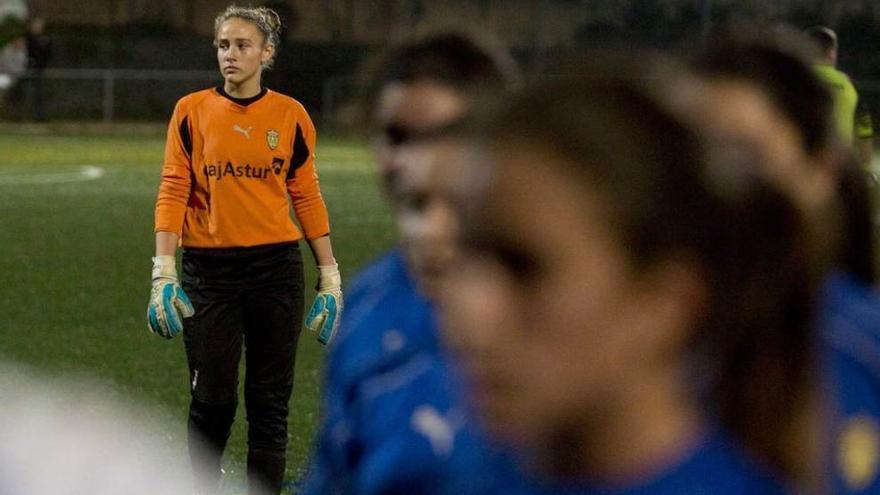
[147,255,194,339]
[305,264,343,345]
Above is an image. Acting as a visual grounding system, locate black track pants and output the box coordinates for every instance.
[181,242,304,495]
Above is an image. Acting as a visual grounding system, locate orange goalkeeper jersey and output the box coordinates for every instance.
[154,87,330,248]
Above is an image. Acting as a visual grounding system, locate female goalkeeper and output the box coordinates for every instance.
[146,5,341,494]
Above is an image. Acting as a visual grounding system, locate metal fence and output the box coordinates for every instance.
[4,68,358,127]
[6,68,220,122]
[8,68,880,135]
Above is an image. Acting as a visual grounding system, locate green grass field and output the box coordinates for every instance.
[0,126,395,491]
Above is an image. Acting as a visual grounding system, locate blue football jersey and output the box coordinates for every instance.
[822,272,880,494]
[301,248,794,495]
[300,249,497,495]
[481,430,787,495]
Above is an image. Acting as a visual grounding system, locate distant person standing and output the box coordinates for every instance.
[25,17,50,121]
[0,36,26,102]
[806,26,874,167]
[148,5,342,494]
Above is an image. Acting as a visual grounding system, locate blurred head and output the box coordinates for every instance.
[364,31,519,195]
[692,28,872,282]
[692,27,836,161]
[689,77,826,213]
[363,32,519,296]
[805,25,838,65]
[213,6,281,88]
[442,75,819,483]
[28,17,45,35]
[372,79,466,195]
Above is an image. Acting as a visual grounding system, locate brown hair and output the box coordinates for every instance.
[358,30,520,128]
[475,74,821,487]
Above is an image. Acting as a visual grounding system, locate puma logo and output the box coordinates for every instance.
[233,124,252,139]
[411,405,459,456]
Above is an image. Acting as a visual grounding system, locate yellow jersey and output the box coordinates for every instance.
[814,64,870,143]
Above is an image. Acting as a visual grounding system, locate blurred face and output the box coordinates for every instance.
[827,47,838,66]
[394,138,474,297]
[441,146,696,446]
[215,18,273,91]
[373,81,467,296]
[29,18,45,35]
[373,81,466,196]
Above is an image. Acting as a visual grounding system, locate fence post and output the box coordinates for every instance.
[322,76,336,128]
[102,70,115,123]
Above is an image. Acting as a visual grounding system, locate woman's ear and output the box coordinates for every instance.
[634,258,708,357]
[262,43,275,65]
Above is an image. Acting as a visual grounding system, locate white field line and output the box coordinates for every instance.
[0,165,106,185]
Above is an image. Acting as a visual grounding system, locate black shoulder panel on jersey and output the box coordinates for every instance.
[287,123,309,180]
[179,116,193,157]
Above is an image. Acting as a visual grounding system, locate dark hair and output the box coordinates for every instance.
[476,76,820,486]
[805,25,838,54]
[837,155,877,284]
[691,27,835,157]
[358,31,520,127]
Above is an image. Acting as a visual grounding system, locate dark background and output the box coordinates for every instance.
[4,0,880,126]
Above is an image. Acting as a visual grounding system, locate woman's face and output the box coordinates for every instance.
[393,137,475,297]
[215,18,272,89]
[441,146,696,446]
[373,81,467,296]
[373,81,465,195]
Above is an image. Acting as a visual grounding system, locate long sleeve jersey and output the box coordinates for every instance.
[154,87,330,248]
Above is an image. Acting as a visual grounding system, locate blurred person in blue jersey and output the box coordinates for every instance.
[691,28,880,493]
[441,72,823,494]
[299,32,519,495]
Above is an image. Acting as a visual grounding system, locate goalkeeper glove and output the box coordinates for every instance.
[305,263,343,345]
[147,255,194,339]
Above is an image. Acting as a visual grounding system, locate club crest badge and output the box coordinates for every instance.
[838,415,880,490]
[266,129,280,150]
